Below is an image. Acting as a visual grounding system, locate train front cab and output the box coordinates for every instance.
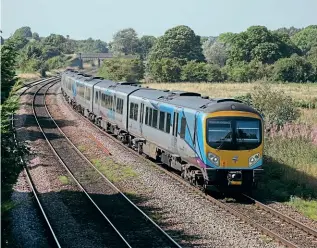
[202,110,264,192]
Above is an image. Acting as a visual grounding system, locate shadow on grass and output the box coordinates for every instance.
[254,155,317,203]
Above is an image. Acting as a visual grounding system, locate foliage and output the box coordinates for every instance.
[32,32,40,41]
[272,55,316,82]
[222,26,300,65]
[204,64,224,82]
[202,39,228,66]
[45,56,67,70]
[1,40,18,103]
[110,28,140,56]
[98,58,144,82]
[274,26,303,37]
[181,61,207,82]
[138,35,157,59]
[291,25,317,53]
[252,84,299,127]
[147,25,204,62]
[147,58,182,82]
[12,26,32,39]
[1,40,28,247]
[75,38,108,53]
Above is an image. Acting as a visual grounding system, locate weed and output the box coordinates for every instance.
[288,196,317,220]
[92,157,138,183]
[78,145,86,152]
[58,176,69,185]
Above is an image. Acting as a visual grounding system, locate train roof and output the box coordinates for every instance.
[62,70,261,116]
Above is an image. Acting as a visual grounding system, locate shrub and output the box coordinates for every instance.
[272,56,316,82]
[45,56,67,70]
[98,58,144,82]
[251,84,299,127]
[181,61,207,82]
[205,64,224,82]
[147,58,182,82]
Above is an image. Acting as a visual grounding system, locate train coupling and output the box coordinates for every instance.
[227,171,242,186]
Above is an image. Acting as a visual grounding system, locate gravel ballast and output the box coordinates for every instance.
[48,83,284,248]
[13,82,128,248]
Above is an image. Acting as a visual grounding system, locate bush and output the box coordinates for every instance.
[205,64,224,82]
[251,84,299,127]
[45,56,67,70]
[181,61,207,82]
[147,58,182,82]
[272,56,316,82]
[97,58,144,82]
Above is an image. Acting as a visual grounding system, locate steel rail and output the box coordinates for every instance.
[243,194,317,237]
[58,84,308,248]
[46,83,182,247]
[33,82,133,248]
[12,77,61,248]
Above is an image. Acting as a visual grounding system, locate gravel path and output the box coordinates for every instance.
[13,82,128,248]
[49,83,283,248]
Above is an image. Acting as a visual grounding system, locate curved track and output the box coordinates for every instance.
[58,82,317,248]
[34,81,181,248]
[13,77,61,248]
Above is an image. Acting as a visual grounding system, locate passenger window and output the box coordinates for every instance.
[152,109,158,128]
[116,98,123,114]
[140,103,144,123]
[166,113,171,133]
[129,102,138,121]
[159,112,165,131]
[180,117,186,139]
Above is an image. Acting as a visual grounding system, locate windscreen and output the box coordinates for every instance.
[207,117,261,150]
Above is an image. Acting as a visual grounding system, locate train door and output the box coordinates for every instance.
[171,108,180,153]
[139,101,145,136]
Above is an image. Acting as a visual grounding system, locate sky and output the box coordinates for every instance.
[1,0,317,42]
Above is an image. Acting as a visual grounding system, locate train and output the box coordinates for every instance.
[61,69,264,193]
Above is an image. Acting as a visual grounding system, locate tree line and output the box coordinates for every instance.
[2,25,317,82]
[101,25,317,83]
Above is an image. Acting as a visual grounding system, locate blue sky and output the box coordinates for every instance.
[1,0,317,42]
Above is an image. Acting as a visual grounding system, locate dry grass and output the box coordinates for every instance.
[17,72,41,81]
[145,82,317,101]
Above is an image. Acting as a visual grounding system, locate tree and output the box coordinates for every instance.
[205,64,224,82]
[274,26,302,37]
[291,25,317,53]
[202,39,228,66]
[147,25,204,62]
[148,58,182,82]
[1,40,17,102]
[12,26,32,39]
[32,32,40,41]
[110,28,140,55]
[138,35,156,59]
[98,58,144,82]
[181,61,207,82]
[272,55,316,82]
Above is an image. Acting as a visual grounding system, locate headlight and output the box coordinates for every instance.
[207,152,220,166]
[249,153,260,167]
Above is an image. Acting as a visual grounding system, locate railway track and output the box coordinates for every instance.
[57,82,317,248]
[34,81,181,247]
[13,77,62,248]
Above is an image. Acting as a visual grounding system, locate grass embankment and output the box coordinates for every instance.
[147,81,317,220]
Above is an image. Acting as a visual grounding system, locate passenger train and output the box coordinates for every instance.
[61,69,264,192]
